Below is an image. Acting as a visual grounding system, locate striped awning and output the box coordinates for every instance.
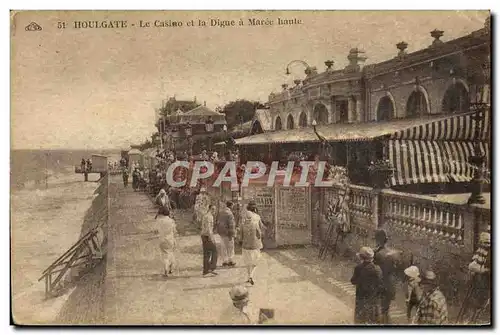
[389,139,491,186]
[388,109,491,186]
[390,109,491,141]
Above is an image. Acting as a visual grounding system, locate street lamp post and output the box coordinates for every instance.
[185,121,193,157]
[312,119,332,159]
[467,60,490,205]
[205,116,215,153]
[285,59,311,76]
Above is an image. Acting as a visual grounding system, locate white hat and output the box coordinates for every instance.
[404,265,420,279]
[356,246,374,260]
[200,187,207,192]
[229,286,249,302]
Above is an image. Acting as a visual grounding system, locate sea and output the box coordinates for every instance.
[10,149,120,324]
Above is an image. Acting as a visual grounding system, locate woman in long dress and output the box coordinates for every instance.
[238,201,263,286]
[155,188,172,213]
[155,207,178,277]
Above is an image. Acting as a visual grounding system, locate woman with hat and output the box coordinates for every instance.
[238,201,264,286]
[350,246,383,324]
[155,207,178,277]
[460,231,491,323]
[404,265,422,322]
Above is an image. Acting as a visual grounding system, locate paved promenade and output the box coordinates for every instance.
[103,176,411,325]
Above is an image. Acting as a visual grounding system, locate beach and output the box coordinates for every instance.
[11,170,102,324]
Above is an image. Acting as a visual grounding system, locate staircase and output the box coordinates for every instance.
[38,227,103,299]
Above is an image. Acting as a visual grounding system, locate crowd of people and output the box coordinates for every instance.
[118,148,490,326]
[149,182,268,323]
[349,228,490,325]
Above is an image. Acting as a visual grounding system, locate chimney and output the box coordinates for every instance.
[204,101,206,106]
[396,41,408,58]
[430,29,444,47]
[345,48,367,72]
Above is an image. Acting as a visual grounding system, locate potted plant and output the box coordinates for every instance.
[367,159,394,189]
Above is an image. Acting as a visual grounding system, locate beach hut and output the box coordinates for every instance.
[128,148,143,171]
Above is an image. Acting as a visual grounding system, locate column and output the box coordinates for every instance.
[330,96,337,123]
[348,97,355,122]
[355,95,362,122]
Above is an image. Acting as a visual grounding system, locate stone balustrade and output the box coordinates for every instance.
[381,191,466,246]
[319,184,490,254]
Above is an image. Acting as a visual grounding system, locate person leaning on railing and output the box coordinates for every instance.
[460,232,491,322]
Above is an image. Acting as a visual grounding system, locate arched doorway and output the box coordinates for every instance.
[250,120,263,135]
[406,90,429,118]
[275,116,282,130]
[377,96,394,121]
[287,114,295,129]
[299,112,308,127]
[442,82,469,114]
[313,103,329,125]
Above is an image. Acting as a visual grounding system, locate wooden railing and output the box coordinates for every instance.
[38,227,103,298]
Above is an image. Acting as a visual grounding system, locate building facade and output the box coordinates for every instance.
[236,18,490,191]
[266,19,490,131]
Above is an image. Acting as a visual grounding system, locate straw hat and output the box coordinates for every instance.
[356,246,374,261]
[229,286,249,302]
[404,265,420,279]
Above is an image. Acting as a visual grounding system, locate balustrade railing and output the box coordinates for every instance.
[318,183,486,248]
[349,185,373,219]
[380,191,465,246]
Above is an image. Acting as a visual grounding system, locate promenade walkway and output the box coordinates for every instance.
[104,176,356,324]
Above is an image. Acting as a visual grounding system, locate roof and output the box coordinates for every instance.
[166,105,227,124]
[234,114,460,146]
[128,149,142,155]
[183,105,222,116]
[253,109,273,131]
[364,28,490,77]
[303,68,362,86]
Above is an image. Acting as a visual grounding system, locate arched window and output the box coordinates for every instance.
[299,112,308,127]
[406,90,429,118]
[275,116,282,130]
[313,104,329,125]
[377,96,394,121]
[287,114,295,129]
[442,82,469,114]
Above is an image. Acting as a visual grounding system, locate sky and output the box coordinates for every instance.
[10,10,488,150]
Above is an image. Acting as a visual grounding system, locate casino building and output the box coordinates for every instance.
[234,18,491,193]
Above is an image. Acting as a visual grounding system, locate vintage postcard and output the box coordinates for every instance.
[10,10,491,326]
